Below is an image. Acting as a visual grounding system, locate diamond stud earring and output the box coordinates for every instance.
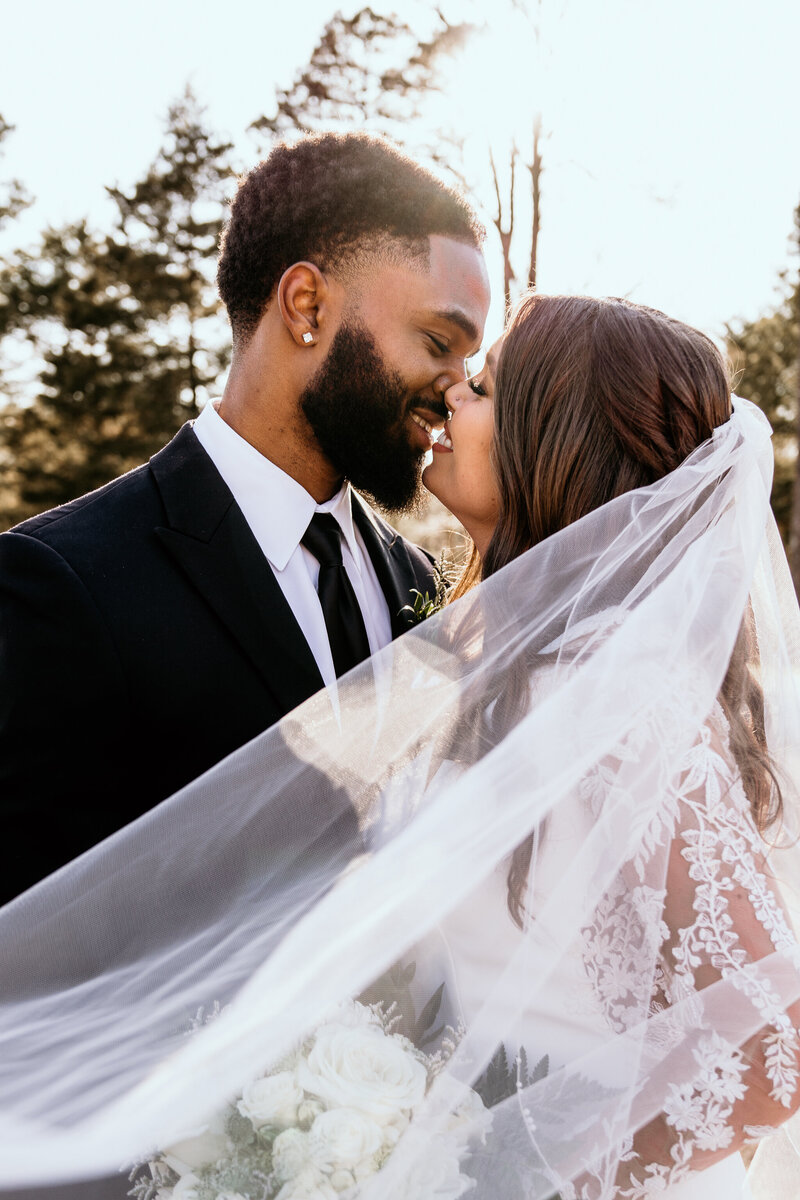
[302,332,314,345]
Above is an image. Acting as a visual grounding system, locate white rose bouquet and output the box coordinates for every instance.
[131,995,491,1200]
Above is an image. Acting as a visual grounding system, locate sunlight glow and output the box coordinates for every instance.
[1,0,798,346]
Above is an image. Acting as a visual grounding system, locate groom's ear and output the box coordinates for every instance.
[277,262,333,349]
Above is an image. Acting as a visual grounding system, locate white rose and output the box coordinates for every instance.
[171,1175,201,1200]
[436,1076,494,1151]
[272,1128,313,1182]
[315,1001,381,1037]
[381,1111,410,1149]
[237,1071,304,1129]
[328,1168,355,1192]
[309,1107,383,1171]
[216,1194,248,1200]
[297,1098,325,1127]
[298,1026,427,1125]
[274,1166,337,1200]
[382,1139,471,1200]
[164,1108,229,1172]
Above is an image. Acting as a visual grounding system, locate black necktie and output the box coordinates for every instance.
[301,512,372,678]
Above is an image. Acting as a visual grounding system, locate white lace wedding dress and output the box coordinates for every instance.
[421,701,800,1198]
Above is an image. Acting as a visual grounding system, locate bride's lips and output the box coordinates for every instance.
[431,420,453,456]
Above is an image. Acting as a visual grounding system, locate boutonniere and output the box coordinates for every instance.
[400,554,453,626]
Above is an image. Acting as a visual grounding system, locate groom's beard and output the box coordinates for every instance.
[300,321,427,513]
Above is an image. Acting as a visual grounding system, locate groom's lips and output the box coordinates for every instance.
[408,403,447,451]
[412,401,447,426]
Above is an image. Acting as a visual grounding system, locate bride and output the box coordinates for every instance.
[419,292,800,1197]
[1,292,800,1200]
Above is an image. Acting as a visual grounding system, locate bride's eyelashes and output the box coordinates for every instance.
[468,377,487,397]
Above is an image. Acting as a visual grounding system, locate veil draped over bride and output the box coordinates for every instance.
[2,396,800,1198]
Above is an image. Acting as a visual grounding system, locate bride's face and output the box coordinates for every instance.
[422,339,501,555]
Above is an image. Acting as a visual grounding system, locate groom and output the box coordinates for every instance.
[0,133,490,907]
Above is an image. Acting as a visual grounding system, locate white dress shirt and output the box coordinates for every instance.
[192,401,393,691]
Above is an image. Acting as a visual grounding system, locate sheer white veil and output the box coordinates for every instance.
[2,396,800,1198]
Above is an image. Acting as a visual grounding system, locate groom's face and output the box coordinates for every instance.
[301,236,490,511]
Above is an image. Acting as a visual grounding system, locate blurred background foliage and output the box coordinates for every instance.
[0,94,236,525]
[725,209,800,572]
[0,4,798,586]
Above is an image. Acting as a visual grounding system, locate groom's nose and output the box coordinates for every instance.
[433,355,468,397]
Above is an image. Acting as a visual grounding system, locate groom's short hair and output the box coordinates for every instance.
[217,132,484,345]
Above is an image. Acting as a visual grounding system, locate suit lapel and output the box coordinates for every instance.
[351,493,432,638]
[149,425,324,714]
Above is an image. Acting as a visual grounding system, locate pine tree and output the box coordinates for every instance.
[0,90,236,528]
[248,7,474,186]
[1,223,173,519]
[106,86,235,416]
[0,113,33,523]
[0,114,30,231]
[726,204,800,556]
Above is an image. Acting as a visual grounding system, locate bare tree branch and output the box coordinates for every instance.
[490,145,517,311]
[527,114,543,289]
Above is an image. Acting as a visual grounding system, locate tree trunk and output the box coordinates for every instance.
[528,114,543,290]
[490,146,517,312]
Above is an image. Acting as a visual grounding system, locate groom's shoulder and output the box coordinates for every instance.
[6,423,199,551]
[10,461,155,544]
[0,461,163,611]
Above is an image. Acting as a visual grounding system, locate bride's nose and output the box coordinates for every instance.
[443,380,469,416]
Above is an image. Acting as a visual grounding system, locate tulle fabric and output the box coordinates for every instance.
[1,398,800,1197]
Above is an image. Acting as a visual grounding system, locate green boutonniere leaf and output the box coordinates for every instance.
[400,552,454,625]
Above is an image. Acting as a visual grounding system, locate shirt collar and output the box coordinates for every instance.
[193,401,360,572]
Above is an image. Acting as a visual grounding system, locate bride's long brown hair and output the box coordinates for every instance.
[463,294,780,927]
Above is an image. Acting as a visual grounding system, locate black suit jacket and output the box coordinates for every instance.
[0,423,435,904]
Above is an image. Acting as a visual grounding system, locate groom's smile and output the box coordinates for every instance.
[408,405,446,450]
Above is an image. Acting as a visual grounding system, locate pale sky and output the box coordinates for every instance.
[1,0,798,354]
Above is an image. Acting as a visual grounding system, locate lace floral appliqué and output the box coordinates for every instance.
[580,704,800,1195]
